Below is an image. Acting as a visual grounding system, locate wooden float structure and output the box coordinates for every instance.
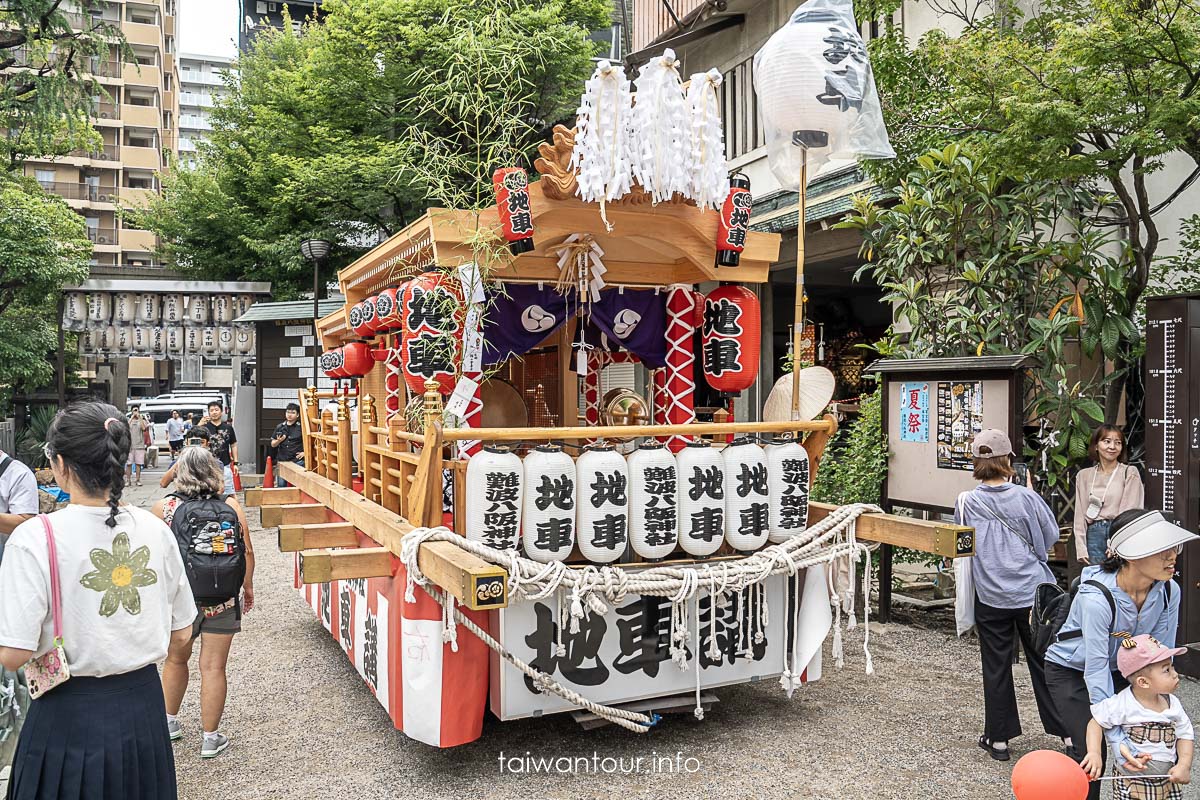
[250,125,973,747]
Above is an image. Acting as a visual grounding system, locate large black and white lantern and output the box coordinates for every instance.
[627,442,678,560]
[235,326,254,355]
[522,445,576,563]
[114,325,132,354]
[201,326,219,355]
[768,439,810,542]
[184,326,203,354]
[113,292,137,323]
[87,292,111,323]
[575,443,629,563]
[676,440,725,557]
[187,295,210,325]
[131,326,150,354]
[161,293,184,324]
[213,295,235,324]
[722,437,770,552]
[165,325,183,355]
[136,293,160,324]
[465,446,523,551]
[63,292,88,330]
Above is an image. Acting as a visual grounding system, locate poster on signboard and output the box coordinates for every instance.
[898,382,929,443]
[936,380,983,470]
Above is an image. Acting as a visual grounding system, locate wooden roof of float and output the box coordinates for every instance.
[318,125,781,345]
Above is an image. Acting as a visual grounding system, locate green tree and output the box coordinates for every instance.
[865,0,1200,419]
[839,144,1126,505]
[0,0,125,167]
[136,0,610,297]
[0,175,91,404]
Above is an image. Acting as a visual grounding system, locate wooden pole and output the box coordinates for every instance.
[439,417,836,442]
[791,146,808,419]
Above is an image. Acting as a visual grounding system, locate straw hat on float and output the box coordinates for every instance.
[762,366,837,422]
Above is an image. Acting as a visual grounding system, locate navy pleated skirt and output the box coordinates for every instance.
[6,664,176,800]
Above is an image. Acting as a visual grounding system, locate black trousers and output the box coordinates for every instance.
[974,596,1067,742]
[1044,661,1130,800]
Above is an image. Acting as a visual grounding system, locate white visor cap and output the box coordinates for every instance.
[1109,511,1199,560]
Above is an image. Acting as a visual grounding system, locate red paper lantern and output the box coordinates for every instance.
[701,284,760,395]
[493,167,535,255]
[1011,750,1088,800]
[361,294,380,334]
[716,175,752,267]
[342,341,375,378]
[400,271,462,394]
[322,347,346,379]
[374,286,403,332]
[349,300,374,338]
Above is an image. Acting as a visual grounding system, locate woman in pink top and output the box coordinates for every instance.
[1074,425,1144,564]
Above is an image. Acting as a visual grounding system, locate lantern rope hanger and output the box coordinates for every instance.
[400,502,878,728]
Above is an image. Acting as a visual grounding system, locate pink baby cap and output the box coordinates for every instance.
[1117,633,1187,679]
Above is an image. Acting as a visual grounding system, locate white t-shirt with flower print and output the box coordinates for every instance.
[0,504,196,677]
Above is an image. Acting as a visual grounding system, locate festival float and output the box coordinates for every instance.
[247,1,973,748]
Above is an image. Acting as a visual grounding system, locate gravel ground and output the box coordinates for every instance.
[113,473,1200,800]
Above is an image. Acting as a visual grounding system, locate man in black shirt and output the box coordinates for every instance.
[199,401,238,494]
[270,403,304,487]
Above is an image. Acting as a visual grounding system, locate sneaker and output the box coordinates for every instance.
[200,733,230,759]
[167,718,182,741]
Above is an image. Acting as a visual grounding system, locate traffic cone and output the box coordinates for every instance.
[232,465,243,492]
[263,456,274,489]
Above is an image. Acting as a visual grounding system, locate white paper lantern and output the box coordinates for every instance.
[235,294,255,317]
[184,326,202,354]
[768,439,810,543]
[150,326,166,356]
[114,325,132,353]
[575,444,629,563]
[213,295,234,323]
[166,325,183,354]
[522,445,576,563]
[676,440,725,557]
[64,292,88,325]
[161,294,184,324]
[79,327,97,352]
[98,324,116,352]
[113,292,137,323]
[722,438,770,552]
[235,326,254,354]
[87,292,111,323]
[627,442,678,560]
[201,327,218,354]
[187,295,210,325]
[136,293,160,324]
[752,0,894,185]
[465,446,523,550]
[131,326,150,353]
[218,326,235,354]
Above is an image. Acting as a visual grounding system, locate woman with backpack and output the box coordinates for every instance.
[954,430,1067,761]
[153,446,255,761]
[1045,508,1197,799]
[0,402,197,799]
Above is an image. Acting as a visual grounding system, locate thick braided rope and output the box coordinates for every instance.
[419,583,657,733]
[400,503,879,613]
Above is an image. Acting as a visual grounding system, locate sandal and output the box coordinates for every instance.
[978,735,1010,761]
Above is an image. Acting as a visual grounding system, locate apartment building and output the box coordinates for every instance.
[21,0,177,278]
[238,0,323,50]
[176,52,232,167]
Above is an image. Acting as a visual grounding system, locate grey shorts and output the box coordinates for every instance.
[191,600,241,638]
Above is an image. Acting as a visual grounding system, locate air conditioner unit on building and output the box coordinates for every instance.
[99,111,111,119]
[97,152,111,160]
[97,193,113,203]
[97,235,111,244]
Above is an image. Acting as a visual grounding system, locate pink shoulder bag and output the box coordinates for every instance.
[25,514,71,698]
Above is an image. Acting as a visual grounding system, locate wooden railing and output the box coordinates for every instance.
[299,387,355,489]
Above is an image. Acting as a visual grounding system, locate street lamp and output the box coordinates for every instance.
[300,238,331,386]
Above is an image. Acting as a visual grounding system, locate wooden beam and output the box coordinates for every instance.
[279,461,509,609]
[278,522,358,553]
[809,502,974,558]
[440,418,838,442]
[417,540,508,611]
[278,503,331,526]
[245,487,300,508]
[299,547,394,584]
[260,505,282,528]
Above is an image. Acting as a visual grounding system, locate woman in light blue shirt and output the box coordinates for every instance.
[1044,508,1197,800]
[955,429,1066,762]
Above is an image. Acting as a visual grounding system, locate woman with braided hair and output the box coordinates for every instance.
[0,401,197,800]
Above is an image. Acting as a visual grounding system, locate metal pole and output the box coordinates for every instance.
[311,255,320,388]
[790,146,808,419]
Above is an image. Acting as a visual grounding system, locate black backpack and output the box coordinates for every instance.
[169,493,246,604]
[1031,577,1172,658]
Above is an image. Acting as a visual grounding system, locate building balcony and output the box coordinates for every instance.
[122,145,160,169]
[123,21,162,47]
[85,59,124,79]
[632,0,706,52]
[123,62,161,87]
[87,227,120,246]
[179,116,213,131]
[179,93,215,108]
[94,102,121,122]
[39,182,120,204]
[119,228,158,251]
[48,144,121,164]
[121,103,160,128]
[121,187,157,207]
[178,69,224,86]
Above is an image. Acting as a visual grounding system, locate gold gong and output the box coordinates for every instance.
[601,388,650,440]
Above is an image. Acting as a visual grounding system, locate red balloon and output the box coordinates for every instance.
[701,284,760,394]
[1011,750,1089,800]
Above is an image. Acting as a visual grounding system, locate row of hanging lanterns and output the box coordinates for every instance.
[64,292,256,329]
[79,325,253,356]
[463,439,810,564]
